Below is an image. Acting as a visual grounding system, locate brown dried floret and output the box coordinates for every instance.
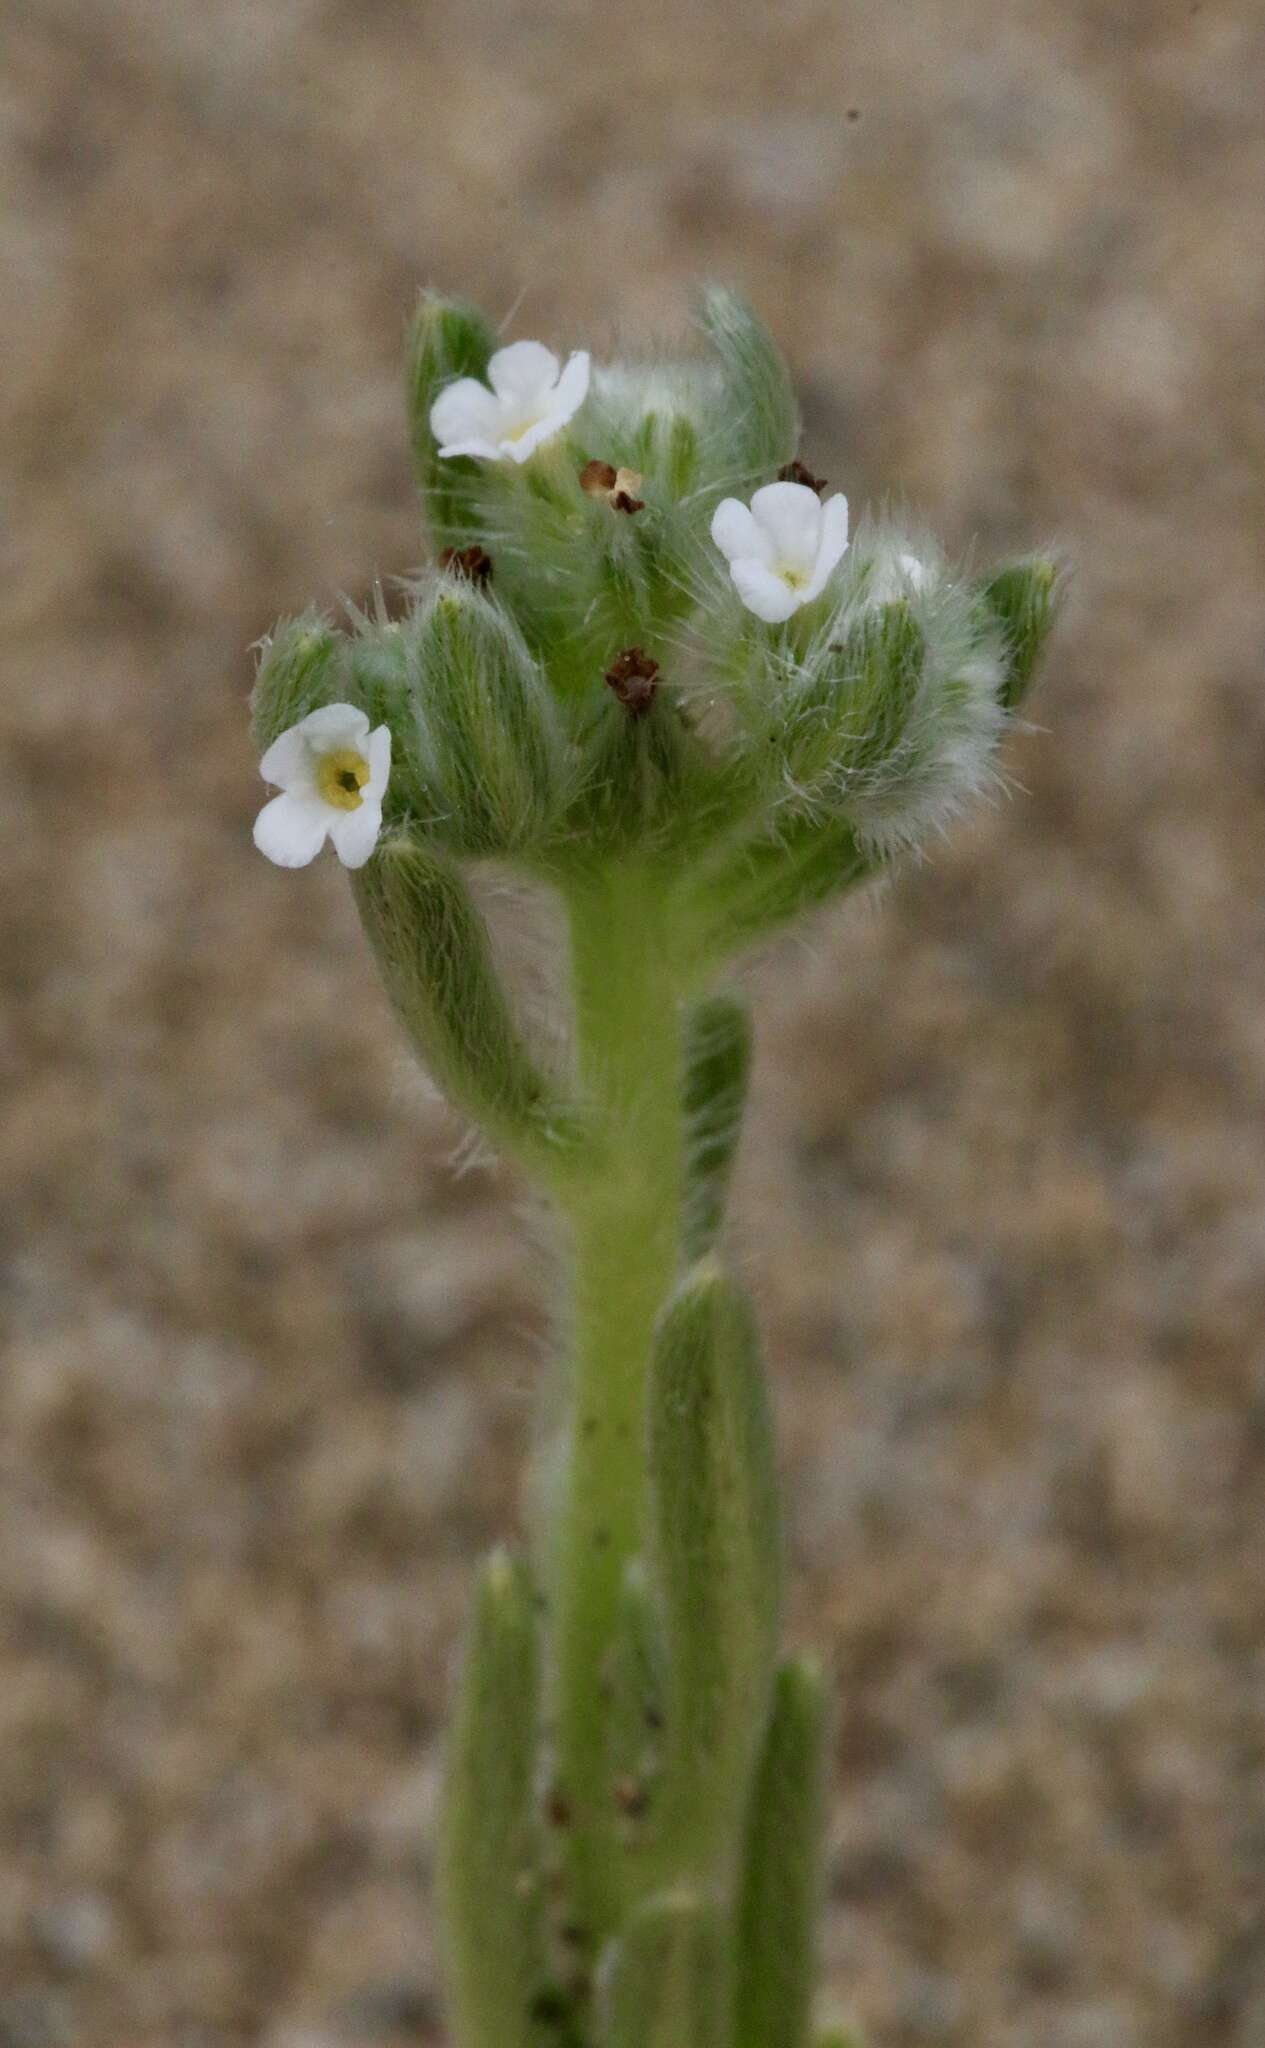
[438,543,493,585]
[580,459,645,513]
[777,459,827,495]
[604,646,660,717]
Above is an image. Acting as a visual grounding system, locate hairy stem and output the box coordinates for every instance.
[548,864,685,1950]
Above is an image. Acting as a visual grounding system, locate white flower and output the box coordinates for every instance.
[430,341,591,464]
[710,481,850,623]
[253,704,391,870]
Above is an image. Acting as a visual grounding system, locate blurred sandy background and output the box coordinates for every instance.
[3,1,1265,2043]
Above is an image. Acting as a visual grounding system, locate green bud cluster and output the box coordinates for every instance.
[254,287,1062,927]
[250,285,1062,2048]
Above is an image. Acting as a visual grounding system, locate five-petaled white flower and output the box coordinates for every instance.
[253,704,391,870]
[711,481,850,623]
[430,341,591,464]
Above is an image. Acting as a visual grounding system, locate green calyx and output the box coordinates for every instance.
[978,552,1066,710]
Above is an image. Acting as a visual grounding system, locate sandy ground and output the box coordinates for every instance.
[3,2,1265,2043]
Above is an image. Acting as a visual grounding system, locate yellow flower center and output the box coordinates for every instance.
[317,747,370,811]
[779,564,810,591]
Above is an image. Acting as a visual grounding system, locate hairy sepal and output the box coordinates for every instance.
[696,285,800,494]
[686,809,879,968]
[250,612,347,752]
[402,580,573,858]
[353,831,581,1172]
[476,457,661,700]
[406,290,500,550]
[772,563,1007,857]
[978,552,1066,710]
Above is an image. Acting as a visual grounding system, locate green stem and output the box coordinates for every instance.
[549,863,685,1949]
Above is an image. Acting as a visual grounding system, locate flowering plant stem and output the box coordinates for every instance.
[249,284,1062,2048]
[551,866,686,1939]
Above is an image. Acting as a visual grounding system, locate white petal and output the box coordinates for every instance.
[488,340,560,402]
[435,433,506,462]
[296,702,371,749]
[259,725,313,790]
[253,792,330,867]
[499,413,566,462]
[430,377,502,452]
[803,492,850,601]
[711,497,772,567]
[365,723,392,799]
[750,481,823,570]
[328,800,383,869]
[549,350,591,423]
[730,559,802,623]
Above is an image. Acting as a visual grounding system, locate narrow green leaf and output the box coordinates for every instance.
[650,1261,781,1879]
[597,1892,727,2048]
[682,994,753,1259]
[353,834,581,1174]
[437,1550,552,2048]
[734,1656,832,2048]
